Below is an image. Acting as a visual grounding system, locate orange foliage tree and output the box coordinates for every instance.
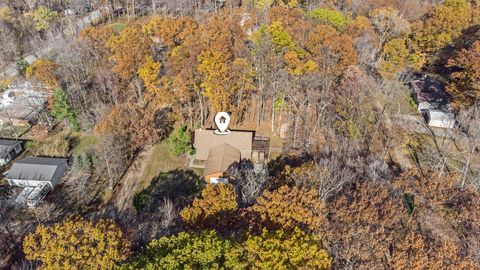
[26,59,59,87]
[249,185,325,232]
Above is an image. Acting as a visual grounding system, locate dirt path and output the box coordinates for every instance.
[98,146,154,216]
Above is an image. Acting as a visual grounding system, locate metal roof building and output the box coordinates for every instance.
[6,157,68,188]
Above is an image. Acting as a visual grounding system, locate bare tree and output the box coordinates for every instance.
[227,161,267,206]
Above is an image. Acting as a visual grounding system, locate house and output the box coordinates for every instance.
[6,157,68,207]
[410,77,450,111]
[0,81,49,126]
[191,113,270,183]
[409,76,455,129]
[0,139,23,165]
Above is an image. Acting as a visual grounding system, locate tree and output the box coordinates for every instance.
[411,0,472,62]
[180,183,238,225]
[245,227,331,270]
[95,103,156,152]
[446,40,480,109]
[369,7,410,48]
[29,6,58,31]
[23,216,130,270]
[308,8,348,30]
[122,230,246,270]
[25,59,59,87]
[107,25,151,81]
[51,88,79,131]
[250,185,325,231]
[165,125,193,156]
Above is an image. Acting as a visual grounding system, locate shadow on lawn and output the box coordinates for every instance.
[134,169,204,213]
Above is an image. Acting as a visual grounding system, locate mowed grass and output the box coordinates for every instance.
[139,142,189,189]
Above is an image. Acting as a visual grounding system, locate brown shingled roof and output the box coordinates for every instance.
[194,129,253,161]
[203,143,241,176]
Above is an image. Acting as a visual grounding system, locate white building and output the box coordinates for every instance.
[426,109,456,129]
[6,157,68,207]
[0,139,22,165]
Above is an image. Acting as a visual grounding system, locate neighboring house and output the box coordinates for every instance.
[0,139,22,165]
[6,157,68,207]
[0,81,49,126]
[409,76,455,129]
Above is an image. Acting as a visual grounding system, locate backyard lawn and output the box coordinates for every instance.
[139,142,189,189]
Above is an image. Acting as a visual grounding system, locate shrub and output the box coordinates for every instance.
[165,125,194,156]
[16,59,29,75]
[133,191,150,211]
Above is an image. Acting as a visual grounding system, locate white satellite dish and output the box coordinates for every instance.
[214,112,231,135]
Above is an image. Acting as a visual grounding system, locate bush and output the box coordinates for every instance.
[166,125,194,156]
[73,153,92,172]
[133,191,150,211]
[406,93,418,111]
[16,59,29,75]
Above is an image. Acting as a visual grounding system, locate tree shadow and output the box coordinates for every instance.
[136,169,204,213]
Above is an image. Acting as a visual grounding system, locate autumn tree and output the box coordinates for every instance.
[180,183,238,226]
[244,227,331,270]
[411,0,473,62]
[29,6,58,31]
[324,180,407,269]
[26,59,59,87]
[250,185,325,231]
[446,40,480,109]
[107,24,151,102]
[308,8,348,30]
[369,7,410,51]
[23,216,130,270]
[122,230,246,270]
[95,103,156,153]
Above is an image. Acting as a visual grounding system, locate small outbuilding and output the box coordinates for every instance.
[0,139,22,165]
[426,109,456,129]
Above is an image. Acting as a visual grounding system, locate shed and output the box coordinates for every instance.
[203,143,241,183]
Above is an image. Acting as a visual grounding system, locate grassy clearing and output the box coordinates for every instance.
[25,131,70,157]
[0,124,30,138]
[71,133,98,155]
[139,142,188,189]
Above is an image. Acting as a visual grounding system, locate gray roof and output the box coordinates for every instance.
[6,157,68,183]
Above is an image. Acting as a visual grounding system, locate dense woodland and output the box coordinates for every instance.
[1,0,480,269]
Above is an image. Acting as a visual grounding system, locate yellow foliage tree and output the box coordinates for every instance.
[25,59,59,87]
[245,227,331,269]
[23,216,130,270]
[180,183,238,225]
